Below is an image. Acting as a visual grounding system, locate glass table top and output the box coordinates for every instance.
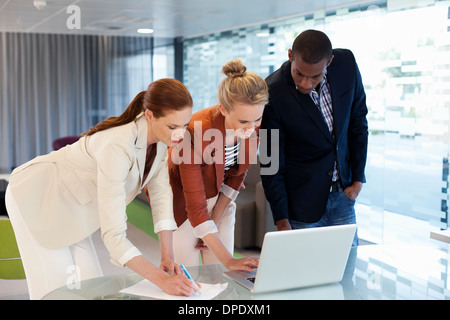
[42,244,450,300]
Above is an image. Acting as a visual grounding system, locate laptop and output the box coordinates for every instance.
[224,224,356,293]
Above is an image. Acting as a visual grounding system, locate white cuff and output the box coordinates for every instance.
[114,247,142,267]
[220,184,239,201]
[192,220,218,239]
[154,219,178,233]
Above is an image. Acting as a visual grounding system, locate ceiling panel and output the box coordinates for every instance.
[0,0,375,38]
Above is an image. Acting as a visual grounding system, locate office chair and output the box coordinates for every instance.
[52,136,80,151]
[0,218,26,279]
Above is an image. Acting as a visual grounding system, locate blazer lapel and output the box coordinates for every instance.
[142,141,167,187]
[282,61,333,143]
[205,107,259,190]
[134,113,148,187]
[290,87,334,143]
[210,109,226,189]
[134,113,169,187]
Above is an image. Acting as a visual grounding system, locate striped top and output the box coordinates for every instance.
[224,140,240,171]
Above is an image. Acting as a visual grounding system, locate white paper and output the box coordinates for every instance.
[120,279,228,300]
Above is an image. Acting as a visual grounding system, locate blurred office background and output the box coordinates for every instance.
[1,0,450,246]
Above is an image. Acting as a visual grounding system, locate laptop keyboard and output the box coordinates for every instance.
[246,277,256,283]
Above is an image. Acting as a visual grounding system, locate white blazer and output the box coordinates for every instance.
[8,113,176,266]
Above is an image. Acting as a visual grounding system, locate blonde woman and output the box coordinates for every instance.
[168,59,268,271]
[5,79,199,299]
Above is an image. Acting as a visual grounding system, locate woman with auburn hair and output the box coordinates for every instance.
[5,78,199,299]
[168,59,268,271]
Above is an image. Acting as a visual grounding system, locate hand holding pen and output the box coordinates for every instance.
[180,264,202,296]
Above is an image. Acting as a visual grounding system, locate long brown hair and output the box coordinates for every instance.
[83,78,193,136]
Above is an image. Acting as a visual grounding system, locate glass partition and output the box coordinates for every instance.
[182,0,450,243]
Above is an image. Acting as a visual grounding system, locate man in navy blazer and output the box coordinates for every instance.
[261,30,368,245]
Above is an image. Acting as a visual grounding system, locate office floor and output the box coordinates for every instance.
[0,223,261,300]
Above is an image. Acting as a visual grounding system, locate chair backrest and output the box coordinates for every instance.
[0,179,7,216]
[52,135,81,151]
[0,218,26,279]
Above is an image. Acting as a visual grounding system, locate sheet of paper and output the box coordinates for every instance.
[120,279,228,300]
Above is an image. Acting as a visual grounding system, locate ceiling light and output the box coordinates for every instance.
[33,0,46,10]
[137,28,154,34]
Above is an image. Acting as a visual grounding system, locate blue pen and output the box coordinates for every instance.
[180,264,201,295]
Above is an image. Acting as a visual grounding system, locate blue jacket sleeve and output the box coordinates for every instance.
[260,95,290,224]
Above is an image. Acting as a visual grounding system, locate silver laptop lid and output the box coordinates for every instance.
[251,224,356,293]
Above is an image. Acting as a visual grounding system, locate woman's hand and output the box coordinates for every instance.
[225,256,259,272]
[159,273,201,296]
[125,255,199,296]
[202,233,259,272]
[160,258,182,275]
[157,230,182,275]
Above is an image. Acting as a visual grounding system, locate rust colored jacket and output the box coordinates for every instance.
[168,106,259,238]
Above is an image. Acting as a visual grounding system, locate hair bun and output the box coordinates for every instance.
[221,58,247,78]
